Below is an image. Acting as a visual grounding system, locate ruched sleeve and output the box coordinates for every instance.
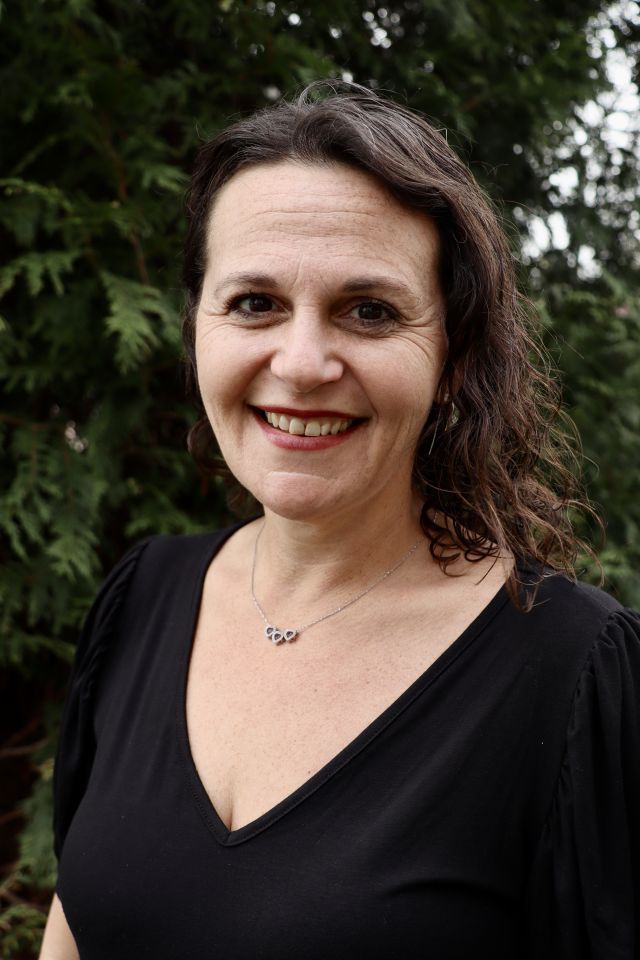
[526,608,640,959]
[53,539,150,860]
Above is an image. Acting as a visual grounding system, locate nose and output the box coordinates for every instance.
[270,311,344,394]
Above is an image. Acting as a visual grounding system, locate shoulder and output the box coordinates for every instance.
[507,568,640,703]
[136,525,242,566]
[489,569,639,706]
[113,524,245,598]
[79,525,245,650]
[69,525,245,692]
[516,568,630,645]
[532,570,623,615]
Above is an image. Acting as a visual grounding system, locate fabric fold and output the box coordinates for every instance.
[526,608,640,959]
[53,538,151,860]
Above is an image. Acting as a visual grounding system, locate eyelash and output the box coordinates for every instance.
[226,294,279,319]
[225,293,399,331]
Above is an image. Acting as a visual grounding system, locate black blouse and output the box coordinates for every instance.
[53,528,640,959]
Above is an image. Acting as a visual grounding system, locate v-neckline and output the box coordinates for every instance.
[175,524,512,847]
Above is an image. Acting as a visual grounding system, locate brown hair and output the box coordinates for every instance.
[182,81,596,605]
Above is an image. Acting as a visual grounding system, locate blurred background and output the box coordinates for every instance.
[1,0,639,955]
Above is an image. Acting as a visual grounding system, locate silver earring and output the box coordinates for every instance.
[427,411,440,456]
[427,393,451,455]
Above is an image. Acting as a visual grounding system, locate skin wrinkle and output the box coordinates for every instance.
[211,273,426,315]
[209,211,444,314]
[200,249,441,339]
[183,102,589,603]
[201,272,440,335]
[195,161,446,558]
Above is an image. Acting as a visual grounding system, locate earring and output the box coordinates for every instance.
[427,392,451,456]
[427,413,439,456]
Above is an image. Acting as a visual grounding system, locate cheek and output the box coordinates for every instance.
[194,352,236,442]
[194,338,220,405]
[195,326,248,412]
[367,350,442,428]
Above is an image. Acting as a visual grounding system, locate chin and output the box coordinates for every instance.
[248,473,349,523]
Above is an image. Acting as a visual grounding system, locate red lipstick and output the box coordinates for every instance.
[251,408,365,451]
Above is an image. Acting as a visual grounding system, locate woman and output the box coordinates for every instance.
[41,83,639,959]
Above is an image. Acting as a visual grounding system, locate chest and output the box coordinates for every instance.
[59,538,557,960]
[186,579,484,833]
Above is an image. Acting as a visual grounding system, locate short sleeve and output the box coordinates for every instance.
[53,539,150,860]
[526,607,640,958]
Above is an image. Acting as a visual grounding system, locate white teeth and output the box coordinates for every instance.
[262,410,354,436]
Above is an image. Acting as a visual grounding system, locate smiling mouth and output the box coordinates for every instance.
[254,408,363,437]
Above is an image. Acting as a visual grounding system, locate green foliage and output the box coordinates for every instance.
[100,271,180,372]
[0,747,54,957]
[0,902,46,960]
[1,1,639,955]
[18,763,58,891]
[540,275,640,605]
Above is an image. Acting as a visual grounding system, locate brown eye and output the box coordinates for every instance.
[348,299,398,330]
[237,295,274,313]
[357,302,387,322]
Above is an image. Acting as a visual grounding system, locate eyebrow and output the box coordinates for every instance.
[340,275,417,302]
[213,272,419,303]
[213,273,279,298]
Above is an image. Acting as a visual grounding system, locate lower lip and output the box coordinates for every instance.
[252,409,364,450]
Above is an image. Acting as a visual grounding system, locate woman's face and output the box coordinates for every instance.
[195,160,447,523]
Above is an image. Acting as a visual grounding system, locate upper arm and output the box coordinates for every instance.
[38,894,80,960]
[54,538,151,857]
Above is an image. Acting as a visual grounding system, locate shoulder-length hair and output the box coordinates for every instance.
[182,81,596,606]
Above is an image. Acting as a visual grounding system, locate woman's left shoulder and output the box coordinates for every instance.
[497,571,640,721]
[530,566,629,615]
[517,568,640,660]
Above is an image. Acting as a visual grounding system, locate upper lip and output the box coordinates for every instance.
[251,404,362,419]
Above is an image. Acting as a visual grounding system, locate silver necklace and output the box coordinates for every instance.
[251,526,421,644]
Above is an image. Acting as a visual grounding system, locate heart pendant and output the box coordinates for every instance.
[265,624,298,645]
[265,625,284,644]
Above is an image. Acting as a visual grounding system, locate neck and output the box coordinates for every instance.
[252,492,426,618]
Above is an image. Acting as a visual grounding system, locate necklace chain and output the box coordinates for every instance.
[251,525,420,645]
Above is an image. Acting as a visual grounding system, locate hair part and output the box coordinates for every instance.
[182,80,599,609]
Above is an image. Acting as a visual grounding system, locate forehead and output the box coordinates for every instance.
[205,161,440,279]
